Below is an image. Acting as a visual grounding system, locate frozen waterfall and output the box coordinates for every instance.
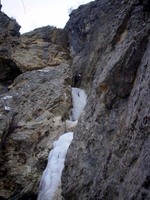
[37,132,73,200]
[37,88,87,200]
[70,87,87,121]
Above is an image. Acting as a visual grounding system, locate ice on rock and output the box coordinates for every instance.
[4,106,11,111]
[37,70,50,72]
[37,132,73,200]
[1,95,13,100]
[38,87,87,200]
[1,95,13,111]
[70,87,87,121]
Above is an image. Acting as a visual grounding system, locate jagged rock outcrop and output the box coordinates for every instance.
[62,0,150,200]
[0,13,70,92]
[12,26,70,71]
[0,12,20,59]
[0,12,21,92]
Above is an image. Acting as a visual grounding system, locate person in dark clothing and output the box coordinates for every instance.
[74,73,81,87]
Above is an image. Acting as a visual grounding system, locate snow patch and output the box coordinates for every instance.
[38,132,73,200]
[1,95,13,100]
[37,70,50,72]
[4,106,11,111]
[70,87,87,121]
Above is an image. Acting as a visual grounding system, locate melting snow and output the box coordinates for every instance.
[1,95,13,100]
[37,132,73,200]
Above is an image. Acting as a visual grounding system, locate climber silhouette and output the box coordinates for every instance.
[74,73,81,87]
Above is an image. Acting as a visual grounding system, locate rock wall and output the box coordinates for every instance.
[0,64,72,199]
[12,26,70,71]
[0,11,72,200]
[62,0,150,200]
[0,12,21,92]
[0,0,150,199]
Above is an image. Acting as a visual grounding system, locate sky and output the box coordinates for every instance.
[2,0,92,34]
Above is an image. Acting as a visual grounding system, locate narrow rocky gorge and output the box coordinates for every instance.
[0,0,150,199]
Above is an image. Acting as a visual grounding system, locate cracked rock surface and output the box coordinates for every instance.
[0,0,150,199]
[62,1,150,199]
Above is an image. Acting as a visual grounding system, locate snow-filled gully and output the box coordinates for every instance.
[37,87,87,200]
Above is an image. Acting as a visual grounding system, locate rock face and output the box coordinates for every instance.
[0,64,72,199]
[0,0,150,199]
[0,12,21,92]
[62,0,150,200]
[0,11,72,200]
[12,26,70,71]
[0,12,20,59]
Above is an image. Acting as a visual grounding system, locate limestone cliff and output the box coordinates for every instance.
[0,11,72,200]
[62,0,150,200]
[0,0,150,199]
